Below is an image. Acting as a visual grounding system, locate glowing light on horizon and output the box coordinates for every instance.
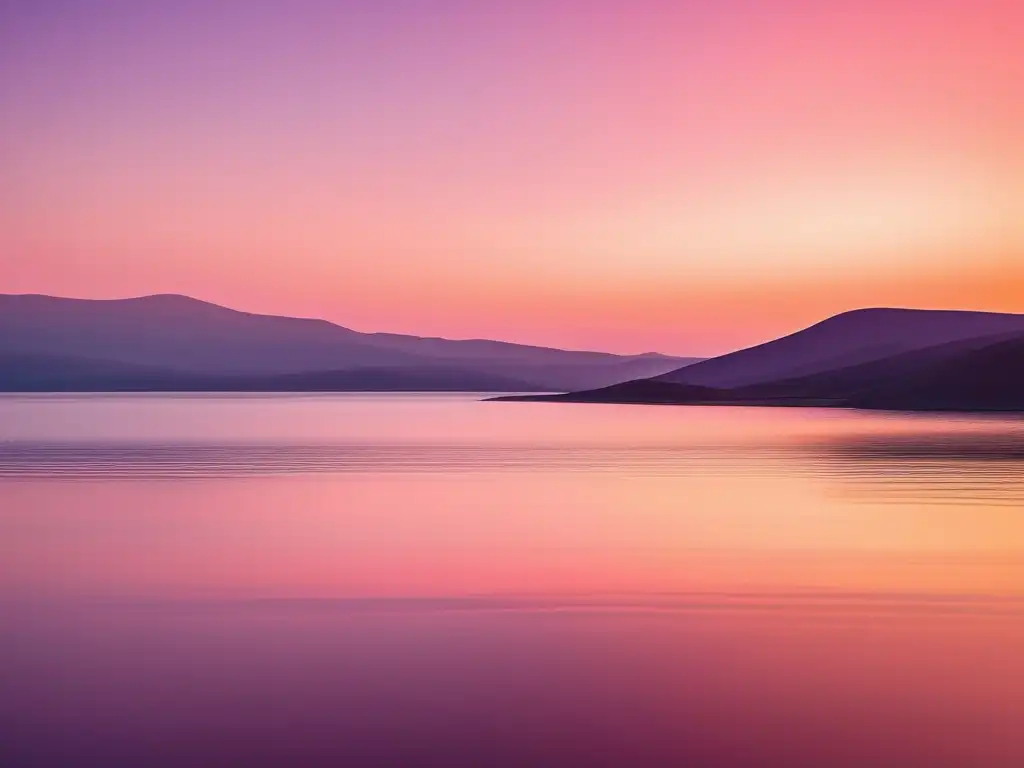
[558,162,1006,278]
[0,0,1020,353]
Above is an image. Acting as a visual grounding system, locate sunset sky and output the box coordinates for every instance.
[2,0,1021,355]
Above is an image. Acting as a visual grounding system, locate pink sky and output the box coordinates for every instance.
[2,0,1021,355]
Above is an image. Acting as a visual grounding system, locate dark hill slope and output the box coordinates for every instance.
[849,335,1024,411]
[731,331,1024,403]
[490,379,727,404]
[494,331,1024,412]
[657,308,1024,388]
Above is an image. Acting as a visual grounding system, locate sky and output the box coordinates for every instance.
[1,0,1021,355]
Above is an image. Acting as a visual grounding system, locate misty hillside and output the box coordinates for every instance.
[0,353,171,391]
[0,294,698,392]
[0,353,545,393]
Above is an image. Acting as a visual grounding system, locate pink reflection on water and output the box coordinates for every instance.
[2,396,1024,766]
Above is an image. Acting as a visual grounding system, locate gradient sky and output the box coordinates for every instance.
[2,0,1021,355]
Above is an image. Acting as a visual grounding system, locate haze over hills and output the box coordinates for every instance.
[495,308,1024,412]
[0,352,546,393]
[0,294,699,392]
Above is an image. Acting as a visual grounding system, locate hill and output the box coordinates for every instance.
[849,334,1024,411]
[656,308,1024,388]
[494,310,1024,412]
[0,294,698,392]
[491,379,727,405]
[0,352,544,393]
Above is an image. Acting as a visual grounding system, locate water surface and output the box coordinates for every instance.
[2,394,1023,766]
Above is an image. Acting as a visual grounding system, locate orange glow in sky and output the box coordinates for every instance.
[1,0,1021,354]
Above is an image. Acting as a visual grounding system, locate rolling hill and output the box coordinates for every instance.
[0,294,699,392]
[848,334,1024,411]
[494,309,1024,412]
[0,352,545,393]
[655,307,1024,388]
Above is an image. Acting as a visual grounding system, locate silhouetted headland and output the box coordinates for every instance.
[493,308,1024,412]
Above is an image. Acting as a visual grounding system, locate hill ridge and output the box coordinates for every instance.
[0,293,698,392]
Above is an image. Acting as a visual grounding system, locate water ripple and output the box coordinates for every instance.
[2,431,1023,505]
[0,441,791,478]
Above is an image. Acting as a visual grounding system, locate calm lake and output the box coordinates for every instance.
[2,393,1024,767]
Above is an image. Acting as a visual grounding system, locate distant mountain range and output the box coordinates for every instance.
[496,308,1024,412]
[0,294,700,392]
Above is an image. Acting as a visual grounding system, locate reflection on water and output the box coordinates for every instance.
[2,395,1024,766]
[812,432,1024,506]
[1,428,1022,508]
[0,441,803,478]
[824,431,1024,461]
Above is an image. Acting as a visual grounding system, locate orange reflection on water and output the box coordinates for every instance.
[1,397,1022,601]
